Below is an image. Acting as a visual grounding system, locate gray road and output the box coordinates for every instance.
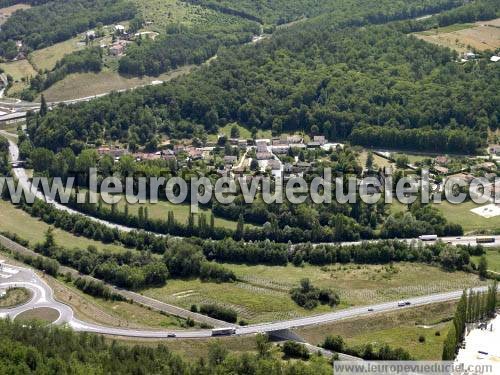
[0,261,493,339]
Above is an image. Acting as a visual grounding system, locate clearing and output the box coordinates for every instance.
[0,3,30,25]
[471,248,500,273]
[29,36,85,72]
[39,67,193,102]
[0,59,36,95]
[143,262,484,324]
[415,19,500,53]
[296,301,456,360]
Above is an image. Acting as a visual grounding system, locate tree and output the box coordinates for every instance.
[230,125,240,138]
[256,333,271,358]
[478,256,488,278]
[39,94,48,117]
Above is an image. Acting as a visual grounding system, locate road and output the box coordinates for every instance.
[0,260,494,339]
[3,132,500,249]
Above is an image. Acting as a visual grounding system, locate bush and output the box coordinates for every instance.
[282,341,310,360]
[199,304,237,323]
[435,331,441,336]
[190,304,198,313]
[418,335,426,343]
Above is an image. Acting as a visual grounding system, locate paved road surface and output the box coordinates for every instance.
[0,261,494,339]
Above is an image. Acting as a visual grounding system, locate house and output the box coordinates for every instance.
[256,151,273,160]
[187,147,203,160]
[114,24,125,33]
[307,141,321,149]
[463,51,477,61]
[474,162,496,171]
[173,144,186,154]
[162,149,176,161]
[286,135,303,144]
[238,140,247,149]
[449,173,475,184]
[289,143,307,150]
[267,159,281,171]
[224,155,238,165]
[313,135,326,145]
[256,140,269,153]
[435,156,449,165]
[433,166,449,175]
[293,162,312,173]
[97,147,127,158]
[109,42,125,56]
[271,145,289,154]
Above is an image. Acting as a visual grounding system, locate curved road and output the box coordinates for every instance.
[3,133,500,249]
[0,261,493,339]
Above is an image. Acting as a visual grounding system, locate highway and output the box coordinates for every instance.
[3,133,500,249]
[0,261,494,339]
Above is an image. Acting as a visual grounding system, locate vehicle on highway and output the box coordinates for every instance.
[167,333,176,338]
[419,234,438,241]
[211,328,236,336]
[368,308,374,312]
[405,301,411,306]
[397,301,408,307]
[476,237,495,244]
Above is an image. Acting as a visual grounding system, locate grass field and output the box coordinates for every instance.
[0,287,31,308]
[143,262,484,324]
[296,301,456,360]
[39,67,194,102]
[29,36,84,72]
[472,248,500,273]
[357,151,394,169]
[43,274,187,329]
[15,307,60,323]
[0,200,128,253]
[0,59,36,95]
[433,201,500,233]
[415,19,500,53]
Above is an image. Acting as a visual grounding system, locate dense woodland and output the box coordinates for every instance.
[0,0,136,53]
[119,21,259,76]
[27,0,500,154]
[186,0,465,25]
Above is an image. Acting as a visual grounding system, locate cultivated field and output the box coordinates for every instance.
[143,263,484,324]
[415,19,500,53]
[296,301,457,360]
[39,67,193,102]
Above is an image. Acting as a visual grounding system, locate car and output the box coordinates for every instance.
[368,308,374,312]
[167,333,176,338]
[405,301,411,306]
[397,301,406,307]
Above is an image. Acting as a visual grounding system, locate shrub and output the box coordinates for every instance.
[199,304,237,323]
[282,341,310,360]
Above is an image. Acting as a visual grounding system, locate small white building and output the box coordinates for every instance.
[490,55,500,63]
[114,24,125,33]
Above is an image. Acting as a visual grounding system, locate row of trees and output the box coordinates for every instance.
[442,283,498,360]
[0,136,9,176]
[322,335,412,360]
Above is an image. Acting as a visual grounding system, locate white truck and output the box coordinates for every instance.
[418,234,438,241]
[211,328,237,336]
